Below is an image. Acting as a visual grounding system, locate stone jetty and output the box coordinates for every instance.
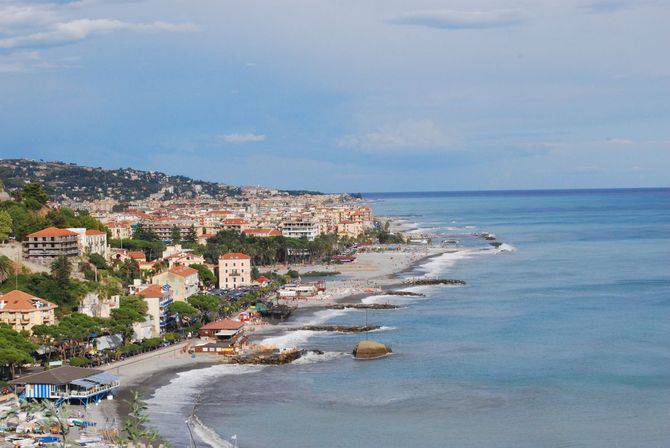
[292,325,381,333]
[327,303,400,310]
[402,278,466,286]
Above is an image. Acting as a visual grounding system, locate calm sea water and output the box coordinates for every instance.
[148,189,670,448]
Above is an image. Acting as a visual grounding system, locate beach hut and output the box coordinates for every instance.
[198,318,244,339]
[10,366,120,406]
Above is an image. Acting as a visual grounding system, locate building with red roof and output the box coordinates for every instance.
[151,264,200,301]
[242,228,282,238]
[198,318,244,339]
[23,227,80,262]
[0,290,57,332]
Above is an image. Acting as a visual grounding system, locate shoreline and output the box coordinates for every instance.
[98,244,460,444]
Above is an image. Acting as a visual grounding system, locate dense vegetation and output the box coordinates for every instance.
[201,230,342,265]
[0,182,107,241]
[0,159,241,202]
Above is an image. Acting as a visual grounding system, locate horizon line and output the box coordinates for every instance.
[353,186,670,195]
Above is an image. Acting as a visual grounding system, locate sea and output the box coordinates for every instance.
[147,188,670,448]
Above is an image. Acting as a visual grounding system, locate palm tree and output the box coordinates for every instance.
[0,255,14,283]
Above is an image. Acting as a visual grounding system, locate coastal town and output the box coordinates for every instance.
[0,161,461,447]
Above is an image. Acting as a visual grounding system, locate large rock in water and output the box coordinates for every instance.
[353,340,392,359]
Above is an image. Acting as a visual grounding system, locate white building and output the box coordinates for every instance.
[282,220,320,241]
[67,228,109,259]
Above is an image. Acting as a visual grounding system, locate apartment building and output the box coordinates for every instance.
[282,220,320,241]
[337,221,365,238]
[23,227,80,262]
[0,290,57,333]
[67,228,109,259]
[218,253,251,289]
[138,284,174,337]
[152,265,199,301]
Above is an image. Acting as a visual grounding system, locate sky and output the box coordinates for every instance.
[0,0,669,192]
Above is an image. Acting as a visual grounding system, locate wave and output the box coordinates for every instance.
[292,350,348,365]
[147,364,264,447]
[261,308,350,349]
[190,414,234,448]
[368,325,397,333]
[419,249,475,278]
[496,243,517,253]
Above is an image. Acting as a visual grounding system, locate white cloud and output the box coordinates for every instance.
[219,133,267,143]
[0,19,198,49]
[338,119,450,152]
[0,4,59,33]
[388,9,527,30]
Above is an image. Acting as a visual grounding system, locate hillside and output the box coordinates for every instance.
[0,159,241,202]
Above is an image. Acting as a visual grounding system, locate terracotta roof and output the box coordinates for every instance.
[128,251,146,259]
[0,290,57,312]
[224,218,249,225]
[27,227,78,238]
[85,229,106,236]
[220,252,251,260]
[255,276,271,283]
[168,266,198,277]
[138,284,166,298]
[200,318,244,331]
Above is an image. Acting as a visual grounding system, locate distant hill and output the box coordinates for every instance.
[0,159,241,202]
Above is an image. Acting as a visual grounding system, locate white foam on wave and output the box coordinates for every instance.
[262,308,350,349]
[419,249,475,278]
[190,414,234,448]
[362,294,417,306]
[496,243,517,253]
[291,350,348,365]
[369,325,397,333]
[148,364,265,413]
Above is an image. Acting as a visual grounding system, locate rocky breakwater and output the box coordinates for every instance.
[227,348,324,365]
[352,340,392,360]
[402,278,466,286]
[383,290,426,297]
[292,325,382,333]
[327,303,400,310]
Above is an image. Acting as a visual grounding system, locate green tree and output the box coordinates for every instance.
[132,223,160,242]
[21,183,50,207]
[187,294,220,322]
[184,225,197,244]
[170,225,181,243]
[0,210,12,242]
[50,256,71,286]
[167,301,198,328]
[88,253,109,270]
[0,323,37,379]
[109,296,147,342]
[114,259,141,285]
[0,255,13,283]
[188,263,216,288]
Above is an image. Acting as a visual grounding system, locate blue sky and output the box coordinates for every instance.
[0,0,669,192]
